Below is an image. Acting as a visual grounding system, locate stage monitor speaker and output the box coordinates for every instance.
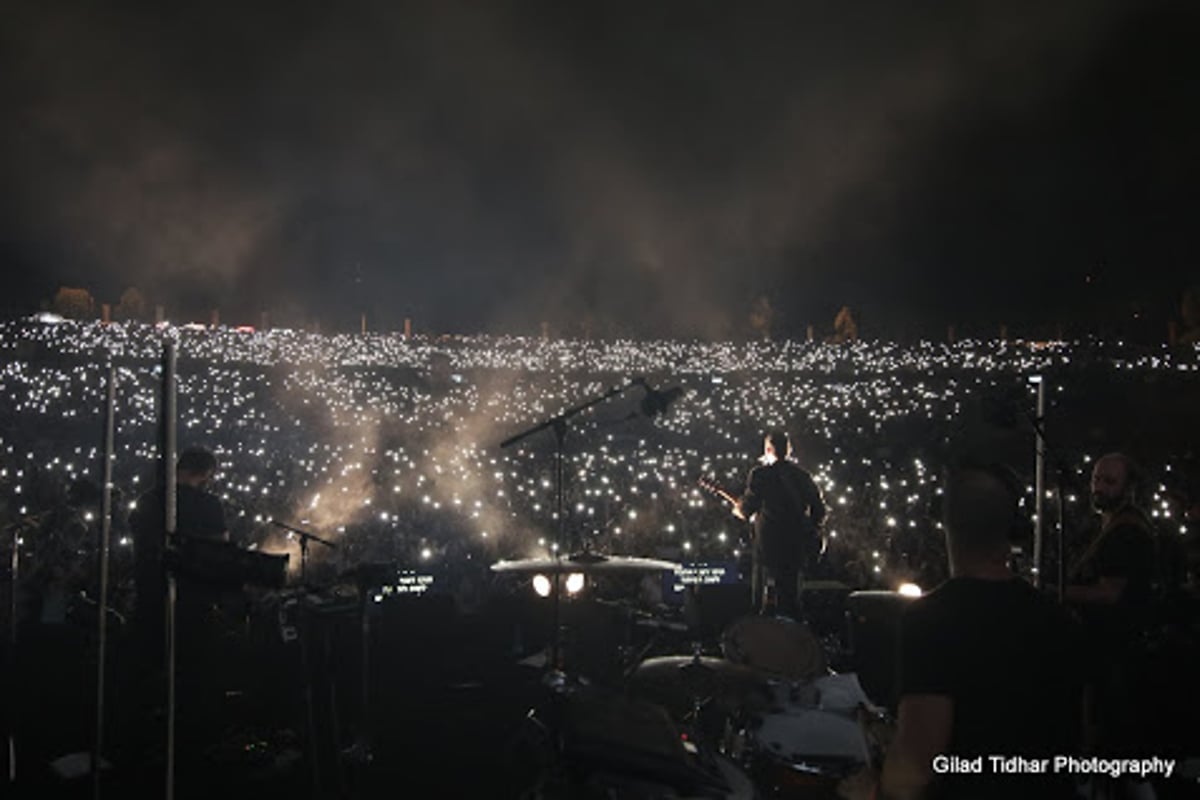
[845,590,916,713]
[685,584,752,639]
[800,579,852,639]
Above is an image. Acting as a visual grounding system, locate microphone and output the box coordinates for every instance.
[638,381,683,418]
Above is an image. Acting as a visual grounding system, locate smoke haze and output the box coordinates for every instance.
[2,1,1195,336]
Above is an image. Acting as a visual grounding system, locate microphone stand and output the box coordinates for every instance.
[268,520,337,585]
[499,379,645,671]
[1021,404,1081,605]
[267,520,336,795]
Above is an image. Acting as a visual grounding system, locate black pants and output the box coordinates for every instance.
[753,559,801,619]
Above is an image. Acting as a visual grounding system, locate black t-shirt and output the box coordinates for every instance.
[131,484,227,542]
[130,484,228,634]
[739,461,825,568]
[1091,519,1156,608]
[900,578,1084,797]
[1073,511,1157,646]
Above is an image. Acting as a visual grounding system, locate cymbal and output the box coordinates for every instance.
[635,655,763,683]
[490,553,680,575]
[629,656,769,712]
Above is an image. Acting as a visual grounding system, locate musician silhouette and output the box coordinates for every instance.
[126,447,233,772]
[130,447,228,645]
[731,431,825,618]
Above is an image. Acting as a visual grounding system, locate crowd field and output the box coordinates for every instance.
[1,316,1198,615]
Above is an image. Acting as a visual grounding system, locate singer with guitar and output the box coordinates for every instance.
[709,430,825,619]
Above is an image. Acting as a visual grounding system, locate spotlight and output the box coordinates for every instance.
[532,574,552,597]
[897,582,923,598]
[565,573,585,594]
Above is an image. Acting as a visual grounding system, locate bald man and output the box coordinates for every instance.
[1066,453,1158,762]
[880,465,1083,800]
[1067,452,1156,610]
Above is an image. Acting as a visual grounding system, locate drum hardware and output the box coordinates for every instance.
[492,553,681,674]
[491,554,682,576]
[629,651,771,738]
[500,378,679,671]
[680,646,718,745]
[519,682,752,799]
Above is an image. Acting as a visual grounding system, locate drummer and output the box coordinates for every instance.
[879,464,1084,799]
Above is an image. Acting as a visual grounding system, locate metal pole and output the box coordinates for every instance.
[1057,486,1066,605]
[7,522,18,784]
[162,343,178,800]
[551,422,566,670]
[92,364,116,799]
[1032,377,1046,587]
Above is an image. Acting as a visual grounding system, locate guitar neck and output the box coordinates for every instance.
[698,478,738,507]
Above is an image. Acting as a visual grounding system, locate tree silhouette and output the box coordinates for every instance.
[115,287,147,320]
[833,305,858,342]
[51,287,95,319]
[749,295,774,341]
[1180,285,1200,344]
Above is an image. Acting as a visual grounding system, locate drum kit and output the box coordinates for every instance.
[492,552,888,799]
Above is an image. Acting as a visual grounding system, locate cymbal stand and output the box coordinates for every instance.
[679,643,714,746]
[500,380,643,670]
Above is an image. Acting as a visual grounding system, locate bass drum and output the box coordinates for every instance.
[721,615,827,681]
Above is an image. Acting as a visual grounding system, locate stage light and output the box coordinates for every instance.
[898,582,922,597]
[532,574,552,597]
[565,573,585,594]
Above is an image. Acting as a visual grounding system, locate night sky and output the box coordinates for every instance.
[1,0,1196,338]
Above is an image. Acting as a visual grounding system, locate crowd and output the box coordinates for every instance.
[0,316,1197,624]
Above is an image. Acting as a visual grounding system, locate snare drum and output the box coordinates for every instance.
[741,708,869,799]
[721,615,827,681]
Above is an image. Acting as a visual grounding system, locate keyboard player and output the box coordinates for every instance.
[130,447,230,651]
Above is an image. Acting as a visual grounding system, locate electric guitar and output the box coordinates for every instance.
[697,474,826,566]
[697,475,741,512]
